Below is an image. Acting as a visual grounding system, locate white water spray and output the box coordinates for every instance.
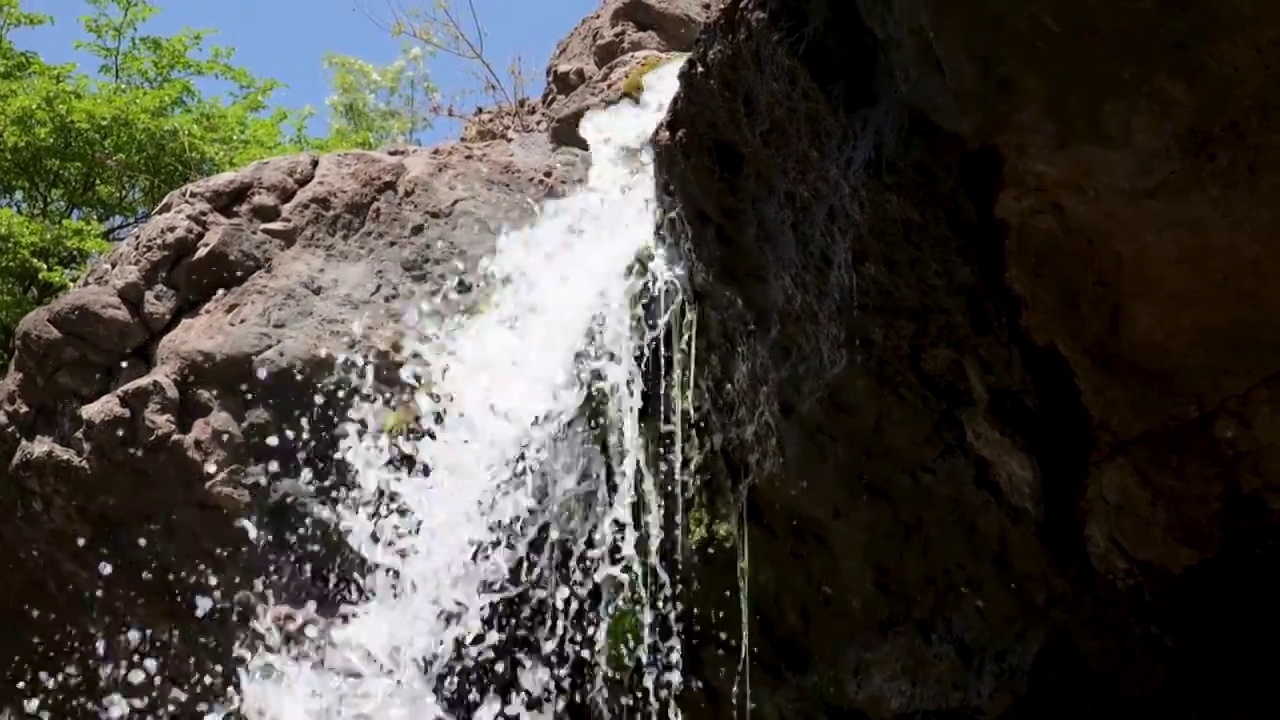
[236,59,688,719]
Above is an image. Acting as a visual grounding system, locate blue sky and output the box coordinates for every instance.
[17,0,598,144]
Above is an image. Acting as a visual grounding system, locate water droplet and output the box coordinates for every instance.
[193,595,213,619]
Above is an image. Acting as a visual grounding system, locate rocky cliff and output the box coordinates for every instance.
[0,140,591,714]
[3,0,1278,717]
[0,1,710,715]
[657,0,1280,717]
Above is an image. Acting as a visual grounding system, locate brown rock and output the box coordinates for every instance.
[548,50,680,150]
[657,0,1280,717]
[542,0,717,149]
[0,137,588,715]
[459,98,548,144]
[44,285,149,357]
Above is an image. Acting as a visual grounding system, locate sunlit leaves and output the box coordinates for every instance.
[0,0,307,365]
[363,0,531,121]
[308,42,438,150]
[0,0,448,366]
[0,208,107,362]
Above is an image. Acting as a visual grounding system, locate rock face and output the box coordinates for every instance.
[7,0,1277,717]
[0,137,587,714]
[462,0,720,148]
[0,0,696,712]
[657,0,1280,717]
[541,0,718,149]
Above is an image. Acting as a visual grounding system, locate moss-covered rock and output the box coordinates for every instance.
[619,54,675,101]
[381,400,420,436]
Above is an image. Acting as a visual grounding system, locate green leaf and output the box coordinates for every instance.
[0,0,444,366]
[310,42,438,151]
[0,209,107,366]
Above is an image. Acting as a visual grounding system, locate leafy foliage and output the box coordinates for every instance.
[304,43,438,151]
[361,0,531,128]
[0,209,104,362]
[0,0,440,366]
[0,0,301,364]
[0,0,302,232]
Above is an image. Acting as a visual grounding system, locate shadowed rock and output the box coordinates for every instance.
[7,0,1279,716]
[657,0,1280,717]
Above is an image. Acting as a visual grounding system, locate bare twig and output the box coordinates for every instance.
[357,0,534,131]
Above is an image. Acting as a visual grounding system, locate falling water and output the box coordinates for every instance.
[233,58,691,719]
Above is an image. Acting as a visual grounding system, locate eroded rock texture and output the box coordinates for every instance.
[657,0,1280,717]
[542,0,719,149]
[0,0,705,712]
[464,0,719,148]
[0,138,587,715]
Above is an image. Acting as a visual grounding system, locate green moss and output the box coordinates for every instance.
[462,283,500,317]
[619,54,683,101]
[688,507,709,547]
[688,506,736,549]
[381,400,419,435]
[605,604,643,673]
[603,564,648,677]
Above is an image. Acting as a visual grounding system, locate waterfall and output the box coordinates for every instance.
[230,59,691,719]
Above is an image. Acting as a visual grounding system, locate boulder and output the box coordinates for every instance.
[0,137,587,715]
[542,0,719,149]
[657,0,1280,717]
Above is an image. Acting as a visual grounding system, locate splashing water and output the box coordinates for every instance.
[236,59,689,719]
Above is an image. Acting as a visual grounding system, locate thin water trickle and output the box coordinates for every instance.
[235,59,689,719]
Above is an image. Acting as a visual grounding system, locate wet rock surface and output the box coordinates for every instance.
[0,0,694,709]
[0,137,587,714]
[4,0,1279,716]
[459,0,718,149]
[541,0,718,150]
[657,0,1280,717]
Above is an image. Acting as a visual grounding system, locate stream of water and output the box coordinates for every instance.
[231,59,690,719]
